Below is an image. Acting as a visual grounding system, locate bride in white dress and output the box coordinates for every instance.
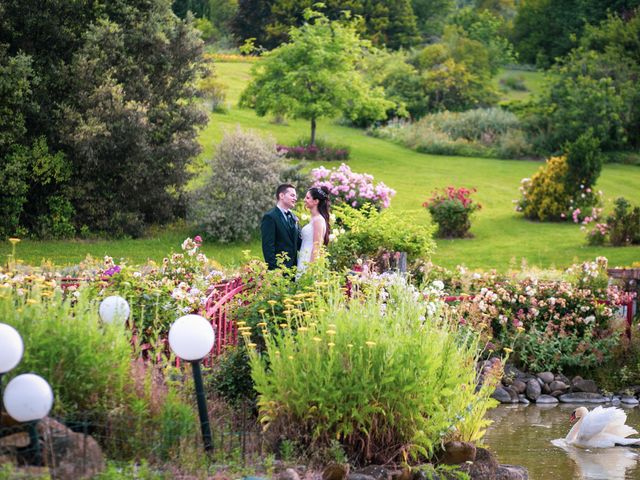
[297,186,331,275]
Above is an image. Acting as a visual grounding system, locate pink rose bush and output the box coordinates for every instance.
[311,163,395,210]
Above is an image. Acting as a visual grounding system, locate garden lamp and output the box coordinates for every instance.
[0,323,24,375]
[168,314,215,452]
[99,295,130,325]
[3,373,54,465]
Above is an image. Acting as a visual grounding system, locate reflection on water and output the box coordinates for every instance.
[483,404,640,480]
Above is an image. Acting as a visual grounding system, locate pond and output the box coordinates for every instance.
[484,404,640,480]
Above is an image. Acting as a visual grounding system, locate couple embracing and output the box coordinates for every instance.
[261,184,331,275]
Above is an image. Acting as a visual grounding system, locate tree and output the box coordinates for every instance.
[0,0,207,237]
[240,10,392,145]
[411,0,455,38]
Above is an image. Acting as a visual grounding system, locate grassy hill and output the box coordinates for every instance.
[3,61,639,271]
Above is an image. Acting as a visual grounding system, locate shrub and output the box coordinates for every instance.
[607,197,640,247]
[516,155,603,223]
[423,187,481,238]
[500,75,527,91]
[248,275,498,463]
[189,128,295,242]
[311,163,395,210]
[277,138,350,161]
[327,204,435,271]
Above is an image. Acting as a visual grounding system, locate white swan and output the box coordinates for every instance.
[565,406,640,448]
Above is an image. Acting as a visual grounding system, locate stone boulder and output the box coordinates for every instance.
[559,393,608,403]
[525,379,541,400]
[352,466,391,480]
[572,379,598,394]
[323,464,350,480]
[440,441,476,465]
[459,448,529,480]
[511,380,527,395]
[492,386,513,404]
[537,372,554,384]
[549,381,569,393]
[496,465,529,480]
[275,468,302,480]
[38,417,105,480]
[535,395,559,404]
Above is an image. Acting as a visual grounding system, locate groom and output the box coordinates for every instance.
[261,184,301,270]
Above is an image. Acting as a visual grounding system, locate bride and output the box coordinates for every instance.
[297,186,331,275]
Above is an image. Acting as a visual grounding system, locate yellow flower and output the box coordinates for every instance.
[516,326,525,333]
[237,321,247,326]
[297,327,309,332]
[8,238,21,245]
[279,323,288,328]
[241,331,251,337]
[326,330,336,335]
[347,344,353,348]
[258,309,266,315]
[365,341,377,347]
[267,300,277,306]
[257,322,267,327]
[248,343,257,348]
[288,355,294,360]
[503,347,513,354]
[26,299,38,305]
[275,351,281,356]
[283,310,291,315]
[312,337,321,342]
[327,342,335,347]
[328,324,337,329]
[294,300,303,305]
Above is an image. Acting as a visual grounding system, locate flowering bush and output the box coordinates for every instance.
[516,155,603,223]
[423,186,481,238]
[276,143,349,161]
[311,163,395,210]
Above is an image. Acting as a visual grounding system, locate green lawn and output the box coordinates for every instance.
[493,68,546,103]
[3,61,640,271]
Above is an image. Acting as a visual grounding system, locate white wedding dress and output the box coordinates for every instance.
[297,218,326,274]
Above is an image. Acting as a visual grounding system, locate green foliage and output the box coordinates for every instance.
[607,197,640,246]
[370,108,532,159]
[249,276,497,463]
[411,0,455,37]
[189,127,297,242]
[0,286,131,417]
[240,10,392,144]
[209,346,256,406]
[517,156,569,221]
[564,130,603,190]
[424,187,481,238]
[327,204,435,270]
[1,0,208,238]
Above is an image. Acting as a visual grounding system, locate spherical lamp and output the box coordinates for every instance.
[99,295,130,324]
[0,323,24,374]
[168,314,215,361]
[3,373,54,422]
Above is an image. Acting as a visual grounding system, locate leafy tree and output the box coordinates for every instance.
[411,0,455,38]
[231,0,276,49]
[0,0,207,237]
[240,10,392,144]
[564,130,603,190]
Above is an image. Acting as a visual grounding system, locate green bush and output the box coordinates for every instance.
[0,285,131,417]
[517,155,570,221]
[249,276,497,463]
[423,187,481,238]
[607,197,640,246]
[327,204,435,271]
[564,130,603,190]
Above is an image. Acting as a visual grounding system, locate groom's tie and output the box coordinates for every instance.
[285,211,295,230]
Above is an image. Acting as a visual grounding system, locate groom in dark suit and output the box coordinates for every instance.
[261,184,301,270]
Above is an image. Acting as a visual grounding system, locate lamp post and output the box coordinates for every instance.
[3,373,54,465]
[168,314,215,452]
[99,295,131,325]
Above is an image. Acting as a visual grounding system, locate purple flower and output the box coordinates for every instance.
[104,265,121,277]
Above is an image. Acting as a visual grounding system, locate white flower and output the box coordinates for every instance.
[584,315,595,324]
[432,280,445,291]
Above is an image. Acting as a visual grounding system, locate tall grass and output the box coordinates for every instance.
[249,275,497,464]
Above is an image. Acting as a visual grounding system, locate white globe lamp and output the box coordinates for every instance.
[168,314,215,452]
[168,314,215,361]
[0,323,24,374]
[99,295,130,324]
[3,373,54,422]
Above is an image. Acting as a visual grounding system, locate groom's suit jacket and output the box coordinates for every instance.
[261,207,302,270]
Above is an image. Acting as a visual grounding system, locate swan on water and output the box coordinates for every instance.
[564,406,640,449]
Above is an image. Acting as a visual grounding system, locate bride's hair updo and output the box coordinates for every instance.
[309,186,331,245]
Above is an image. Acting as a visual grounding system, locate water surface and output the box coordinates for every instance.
[484,404,640,480]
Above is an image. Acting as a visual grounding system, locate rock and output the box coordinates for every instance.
[518,395,530,405]
[621,396,640,405]
[390,468,412,480]
[276,469,301,480]
[549,381,569,392]
[526,379,541,400]
[512,380,527,395]
[550,390,565,398]
[541,383,551,394]
[572,379,598,394]
[571,375,583,384]
[492,386,513,404]
[441,441,476,465]
[459,447,499,480]
[502,376,513,387]
[559,393,608,403]
[612,396,621,406]
[537,372,554,384]
[352,466,390,480]
[323,464,350,480]
[38,418,105,480]
[504,386,520,403]
[0,432,30,448]
[535,395,559,404]
[496,465,529,480]
[504,364,524,379]
[346,475,376,480]
[555,373,570,385]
